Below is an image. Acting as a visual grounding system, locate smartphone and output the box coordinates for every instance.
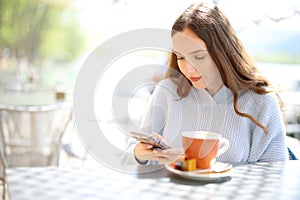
[129,131,171,150]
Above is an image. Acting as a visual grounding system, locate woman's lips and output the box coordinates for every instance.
[189,77,201,82]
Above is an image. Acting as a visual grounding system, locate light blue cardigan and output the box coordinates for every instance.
[122,79,288,164]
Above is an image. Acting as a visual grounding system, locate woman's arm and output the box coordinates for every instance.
[248,93,289,162]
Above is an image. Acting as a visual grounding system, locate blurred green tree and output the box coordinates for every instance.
[0,0,85,65]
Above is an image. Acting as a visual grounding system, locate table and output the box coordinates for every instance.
[0,90,70,106]
[0,81,73,166]
[5,161,300,200]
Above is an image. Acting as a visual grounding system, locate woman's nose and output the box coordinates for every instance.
[184,61,197,74]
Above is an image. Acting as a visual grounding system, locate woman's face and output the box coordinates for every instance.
[172,28,223,96]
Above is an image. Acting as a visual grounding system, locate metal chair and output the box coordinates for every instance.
[60,120,88,166]
[0,148,9,200]
[0,104,72,167]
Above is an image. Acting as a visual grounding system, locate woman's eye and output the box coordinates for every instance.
[194,55,205,60]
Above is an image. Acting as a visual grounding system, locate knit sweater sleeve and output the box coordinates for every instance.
[248,92,289,162]
[121,80,172,165]
[139,81,171,134]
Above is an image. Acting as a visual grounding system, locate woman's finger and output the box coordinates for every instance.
[136,142,153,149]
[161,148,184,155]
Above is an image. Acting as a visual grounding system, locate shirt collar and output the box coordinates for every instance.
[213,86,233,104]
[192,86,233,106]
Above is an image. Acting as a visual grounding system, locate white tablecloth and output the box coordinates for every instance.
[6,161,300,200]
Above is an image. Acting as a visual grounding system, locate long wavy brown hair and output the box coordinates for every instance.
[165,3,280,133]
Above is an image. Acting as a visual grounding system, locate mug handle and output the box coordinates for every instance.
[216,138,229,157]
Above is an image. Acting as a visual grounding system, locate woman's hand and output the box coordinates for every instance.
[134,133,184,164]
[134,142,155,163]
[153,148,184,164]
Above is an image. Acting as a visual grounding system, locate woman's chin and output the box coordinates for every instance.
[192,82,206,90]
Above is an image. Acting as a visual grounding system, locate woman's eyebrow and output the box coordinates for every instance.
[172,49,206,55]
[189,49,206,54]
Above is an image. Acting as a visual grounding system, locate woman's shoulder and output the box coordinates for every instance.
[153,79,178,95]
[148,78,180,104]
[157,78,177,88]
[240,89,279,107]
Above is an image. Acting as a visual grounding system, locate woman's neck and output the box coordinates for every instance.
[205,83,224,96]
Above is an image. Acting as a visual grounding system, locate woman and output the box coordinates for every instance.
[123,3,288,165]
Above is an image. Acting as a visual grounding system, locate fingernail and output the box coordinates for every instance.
[147,145,153,148]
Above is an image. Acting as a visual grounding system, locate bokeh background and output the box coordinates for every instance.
[1,0,300,165]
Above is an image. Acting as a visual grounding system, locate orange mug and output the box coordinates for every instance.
[182,131,229,169]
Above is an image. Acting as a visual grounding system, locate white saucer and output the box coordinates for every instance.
[165,162,233,181]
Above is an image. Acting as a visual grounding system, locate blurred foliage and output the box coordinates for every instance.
[0,0,86,65]
[253,53,300,64]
